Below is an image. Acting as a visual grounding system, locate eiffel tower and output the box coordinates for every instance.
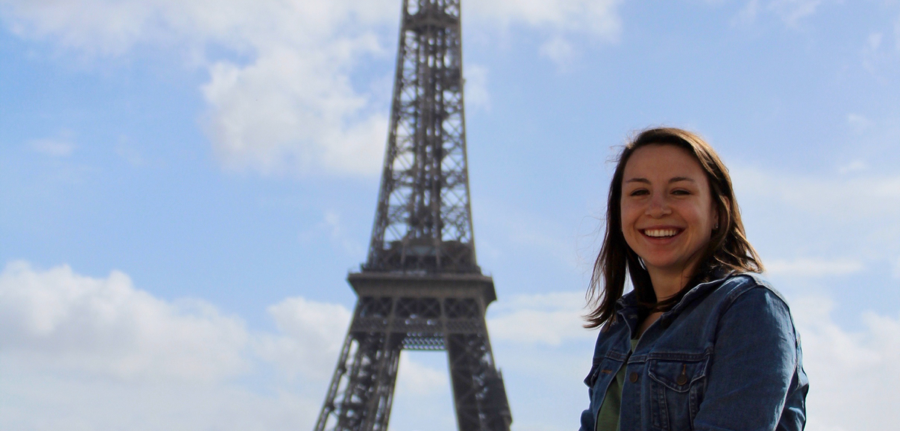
[312,1,512,431]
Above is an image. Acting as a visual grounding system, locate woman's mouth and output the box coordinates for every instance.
[642,228,681,238]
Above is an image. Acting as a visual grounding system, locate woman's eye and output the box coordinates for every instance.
[629,189,648,196]
[672,189,691,196]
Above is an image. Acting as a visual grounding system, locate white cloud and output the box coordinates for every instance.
[478,199,584,270]
[792,296,900,431]
[0,260,249,382]
[0,260,357,384]
[734,0,761,26]
[298,210,367,257]
[472,0,622,70]
[1,368,318,431]
[863,32,885,73]
[766,0,822,26]
[0,0,398,56]
[734,0,828,27]
[847,113,874,134]
[0,0,624,177]
[201,43,389,176]
[28,138,75,157]
[469,0,622,41]
[539,36,577,69]
[733,166,900,222]
[465,63,491,112]
[395,352,449,396]
[765,257,864,277]
[837,159,867,174]
[732,165,900,280]
[253,295,352,380]
[489,291,592,346]
[895,14,900,52]
[115,141,145,166]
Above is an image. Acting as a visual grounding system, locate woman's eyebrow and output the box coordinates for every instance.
[624,177,696,184]
[669,177,695,183]
[624,178,650,184]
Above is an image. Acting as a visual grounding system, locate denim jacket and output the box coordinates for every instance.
[579,273,808,431]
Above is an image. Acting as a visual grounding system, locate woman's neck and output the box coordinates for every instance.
[647,268,692,302]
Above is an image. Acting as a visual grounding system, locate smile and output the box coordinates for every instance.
[642,228,681,238]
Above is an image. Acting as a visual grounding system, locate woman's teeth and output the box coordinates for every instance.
[644,228,678,238]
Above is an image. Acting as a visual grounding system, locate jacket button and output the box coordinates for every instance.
[629,372,639,383]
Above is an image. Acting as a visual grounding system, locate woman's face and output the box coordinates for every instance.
[620,144,718,280]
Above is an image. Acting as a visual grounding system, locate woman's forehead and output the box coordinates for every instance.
[623,144,706,181]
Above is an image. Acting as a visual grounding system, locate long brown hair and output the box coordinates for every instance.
[585,127,763,329]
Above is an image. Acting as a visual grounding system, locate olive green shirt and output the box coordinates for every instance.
[595,339,638,431]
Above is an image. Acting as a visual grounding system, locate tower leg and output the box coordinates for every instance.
[446,334,512,431]
[314,315,402,431]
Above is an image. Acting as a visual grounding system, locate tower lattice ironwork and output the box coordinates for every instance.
[313,1,512,431]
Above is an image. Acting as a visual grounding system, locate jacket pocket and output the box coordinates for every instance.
[647,355,709,431]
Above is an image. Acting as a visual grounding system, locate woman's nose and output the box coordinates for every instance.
[646,194,671,217]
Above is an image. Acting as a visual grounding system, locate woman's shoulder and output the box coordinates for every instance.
[705,273,799,335]
[714,272,791,309]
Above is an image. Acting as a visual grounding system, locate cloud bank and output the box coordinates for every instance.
[2,261,900,429]
[0,260,249,382]
[0,261,448,430]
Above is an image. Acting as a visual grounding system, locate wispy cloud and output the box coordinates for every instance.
[733,167,900,222]
[837,160,867,174]
[539,36,577,70]
[489,291,591,346]
[734,0,827,27]
[469,0,622,42]
[465,63,491,112]
[252,296,351,381]
[767,0,822,27]
[847,113,874,134]
[28,138,75,157]
[895,14,900,53]
[732,165,900,272]
[735,0,762,26]
[863,32,886,74]
[766,257,864,277]
[395,353,450,396]
[298,210,366,258]
[791,295,900,430]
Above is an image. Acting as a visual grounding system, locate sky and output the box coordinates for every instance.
[2,0,900,430]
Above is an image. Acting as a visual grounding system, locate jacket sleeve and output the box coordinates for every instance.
[579,388,595,431]
[579,353,601,431]
[693,287,808,431]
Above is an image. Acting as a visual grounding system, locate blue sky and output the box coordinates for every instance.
[2,0,900,430]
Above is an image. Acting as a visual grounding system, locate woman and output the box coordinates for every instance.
[580,128,808,431]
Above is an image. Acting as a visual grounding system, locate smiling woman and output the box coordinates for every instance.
[580,128,809,431]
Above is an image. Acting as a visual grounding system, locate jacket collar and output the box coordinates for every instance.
[615,268,735,330]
